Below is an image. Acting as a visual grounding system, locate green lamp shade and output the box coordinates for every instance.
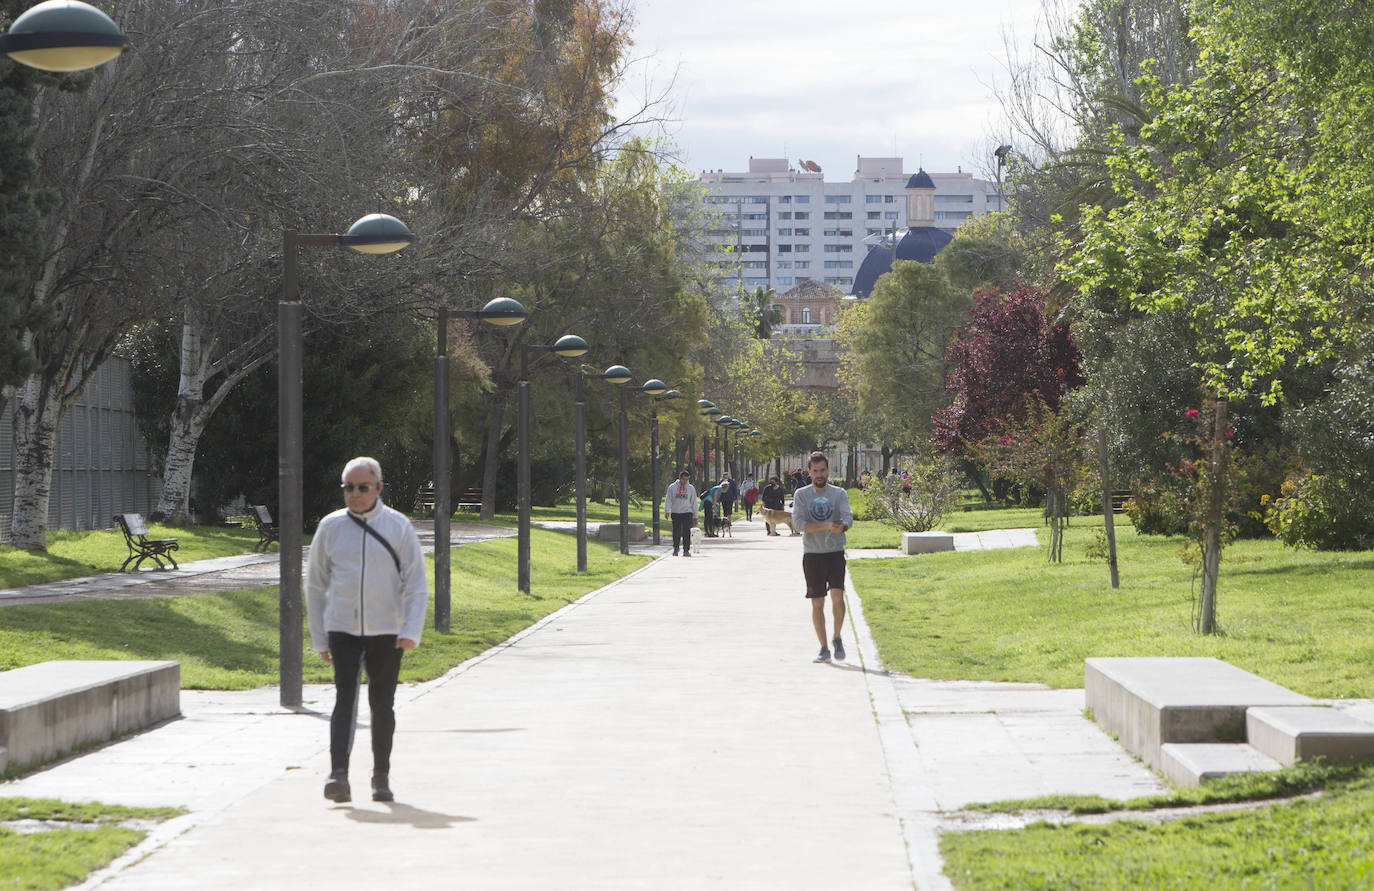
[749,430,763,437]
[662,390,683,400]
[701,407,722,417]
[640,379,667,394]
[0,0,129,72]
[602,365,632,385]
[717,416,734,425]
[697,399,714,409]
[477,297,528,326]
[340,213,413,255]
[552,334,588,357]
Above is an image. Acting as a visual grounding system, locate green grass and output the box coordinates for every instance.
[0,527,650,689]
[850,520,1374,699]
[0,523,265,587]
[942,764,1374,889]
[0,798,182,891]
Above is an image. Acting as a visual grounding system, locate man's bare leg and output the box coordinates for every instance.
[829,588,846,636]
[811,596,829,647]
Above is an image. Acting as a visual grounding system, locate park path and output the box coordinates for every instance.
[1,516,1170,890]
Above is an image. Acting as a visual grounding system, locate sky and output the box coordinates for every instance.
[612,0,1048,181]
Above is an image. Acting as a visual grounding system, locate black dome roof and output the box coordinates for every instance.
[851,227,954,298]
[905,169,935,190]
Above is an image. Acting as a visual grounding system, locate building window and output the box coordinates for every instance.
[934,211,974,221]
[935,194,974,204]
[741,261,767,269]
[823,260,854,269]
[823,244,852,253]
[794,195,810,203]
[865,194,882,203]
[777,277,793,286]
[777,261,793,269]
[822,195,850,203]
[885,195,897,203]
[822,211,852,220]
[866,227,884,236]
[739,228,767,236]
[867,211,881,220]
[795,261,810,269]
[778,211,793,220]
[823,228,852,237]
[777,244,792,252]
[795,275,811,282]
[884,211,899,220]
[794,212,810,220]
[824,277,853,287]
[778,228,792,236]
[742,212,768,220]
[794,244,810,252]
[795,227,810,236]
[802,307,812,323]
[778,195,792,204]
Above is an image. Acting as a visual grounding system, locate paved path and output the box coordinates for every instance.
[1,516,1170,890]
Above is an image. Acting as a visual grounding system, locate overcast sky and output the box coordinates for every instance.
[613,0,1046,181]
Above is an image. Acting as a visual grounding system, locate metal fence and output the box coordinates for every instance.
[0,357,161,542]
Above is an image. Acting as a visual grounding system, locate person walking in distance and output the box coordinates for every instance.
[664,470,698,557]
[307,457,428,803]
[761,475,786,535]
[792,451,853,663]
[740,473,760,521]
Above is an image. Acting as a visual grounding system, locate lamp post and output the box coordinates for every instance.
[599,365,633,554]
[433,297,527,631]
[714,415,734,481]
[517,334,589,593]
[0,0,129,71]
[279,212,413,708]
[700,406,722,478]
[645,385,679,545]
[994,143,1011,237]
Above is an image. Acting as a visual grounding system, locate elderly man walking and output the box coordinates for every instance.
[663,470,698,556]
[307,456,428,804]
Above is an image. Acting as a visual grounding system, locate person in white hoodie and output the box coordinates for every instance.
[663,469,698,556]
[307,456,428,804]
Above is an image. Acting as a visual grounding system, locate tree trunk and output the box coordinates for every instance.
[8,375,62,550]
[153,322,210,524]
[1097,426,1120,588]
[480,388,508,520]
[1199,400,1227,635]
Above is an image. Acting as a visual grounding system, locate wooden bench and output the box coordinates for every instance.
[1110,490,1133,513]
[416,486,437,517]
[456,487,482,512]
[250,505,279,552]
[114,513,180,571]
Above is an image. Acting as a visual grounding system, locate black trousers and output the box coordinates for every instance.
[670,512,694,552]
[328,631,403,775]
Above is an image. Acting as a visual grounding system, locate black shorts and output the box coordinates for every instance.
[802,551,846,598]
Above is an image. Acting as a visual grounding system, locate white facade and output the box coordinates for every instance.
[699,156,1003,295]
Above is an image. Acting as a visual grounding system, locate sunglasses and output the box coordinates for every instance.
[341,482,378,493]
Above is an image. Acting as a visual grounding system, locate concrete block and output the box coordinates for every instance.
[901,532,955,554]
[0,660,180,773]
[1085,657,1311,769]
[1160,743,1282,787]
[597,522,646,543]
[1247,706,1374,766]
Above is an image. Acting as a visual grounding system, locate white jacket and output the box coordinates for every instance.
[663,481,698,516]
[306,502,428,651]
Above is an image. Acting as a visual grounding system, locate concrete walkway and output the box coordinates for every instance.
[1,515,1167,890]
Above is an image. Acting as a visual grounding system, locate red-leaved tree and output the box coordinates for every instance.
[932,282,1085,458]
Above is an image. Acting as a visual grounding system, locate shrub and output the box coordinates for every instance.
[1266,474,1374,551]
[865,462,959,532]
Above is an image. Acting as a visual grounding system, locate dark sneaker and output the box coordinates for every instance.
[672,549,679,556]
[371,773,394,802]
[832,637,846,661]
[813,647,831,663]
[323,771,351,803]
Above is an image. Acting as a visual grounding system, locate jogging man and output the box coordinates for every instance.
[792,451,853,663]
[307,456,428,803]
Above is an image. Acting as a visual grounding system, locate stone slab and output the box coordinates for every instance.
[1160,742,1281,787]
[596,522,646,542]
[0,660,180,773]
[1085,657,1312,769]
[902,531,955,554]
[1247,706,1374,766]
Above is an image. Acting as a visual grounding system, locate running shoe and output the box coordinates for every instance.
[813,647,831,663]
[832,637,846,661]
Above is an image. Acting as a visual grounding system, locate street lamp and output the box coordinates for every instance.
[279,212,413,709]
[714,415,733,482]
[433,296,528,631]
[517,333,589,593]
[643,383,678,546]
[0,0,129,72]
[599,365,633,555]
[994,143,1011,236]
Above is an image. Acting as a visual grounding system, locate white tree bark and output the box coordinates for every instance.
[8,375,63,550]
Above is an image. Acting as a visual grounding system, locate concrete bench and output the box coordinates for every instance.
[1247,706,1374,766]
[597,522,646,543]
[901,531,954,554]
[1085,657,1312,771]
[1160,742,1282,787]
[0,660,180,774]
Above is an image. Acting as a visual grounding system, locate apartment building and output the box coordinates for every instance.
[699,156,1002,294]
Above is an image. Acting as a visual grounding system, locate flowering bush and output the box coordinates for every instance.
[864,462,959,533]
[1265,474,1374,551]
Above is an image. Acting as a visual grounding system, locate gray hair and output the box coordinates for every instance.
[341,456,382,482]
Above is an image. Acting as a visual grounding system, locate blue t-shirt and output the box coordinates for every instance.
[792,484,852,554]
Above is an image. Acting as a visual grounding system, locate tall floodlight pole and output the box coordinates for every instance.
[433,298,527,626]
[279,213,413,708]
[517,334,589,593]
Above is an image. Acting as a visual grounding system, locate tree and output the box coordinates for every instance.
[742,286,782,339]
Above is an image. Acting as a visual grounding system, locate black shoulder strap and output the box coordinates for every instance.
[347,513,402,573]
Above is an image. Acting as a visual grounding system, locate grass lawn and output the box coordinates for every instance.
[849,518,1374,699]
[942,763,1374,889]
[0,798,182,891]
[0,527,649,688]
[0,523,265,588]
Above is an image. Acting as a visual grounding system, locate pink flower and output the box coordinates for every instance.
[1000,436,1012,445]
[1185,408,1200,418]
